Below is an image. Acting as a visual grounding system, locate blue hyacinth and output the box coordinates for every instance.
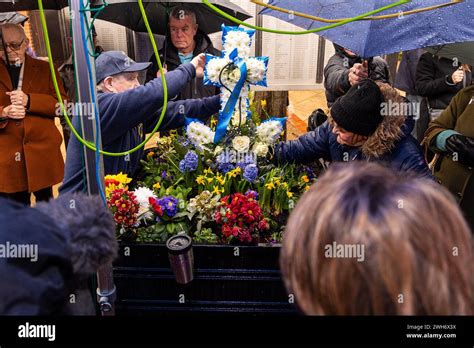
[243,164,258,183]
[236,153,255,170]
[217,152,235,174]
[218,162,235,174]
[179,150,199,173]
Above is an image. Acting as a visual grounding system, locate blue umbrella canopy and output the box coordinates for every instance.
[260,0,474,58]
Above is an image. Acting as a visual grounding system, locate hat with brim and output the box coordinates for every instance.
[95,50,152,84]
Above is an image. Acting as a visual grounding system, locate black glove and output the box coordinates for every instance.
[445,134,474,168]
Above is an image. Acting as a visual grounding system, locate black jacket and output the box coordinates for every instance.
[323,44,391,107]
[146,30,221,100]
[415,52,472,110]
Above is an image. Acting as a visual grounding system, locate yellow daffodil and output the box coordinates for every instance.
[234,167,242,174]
[280,182,288,189]
[207,177,214,184]
[216,175,225,185]
[213,186,223,195]
[153,182,161,190]
[204,168,213,175]
[266,182,275,190]
[286,191,293,198]
[147,151,155,158]
[211,118,217,126]
[305,185,311,191]
[301,175,310,183]
[196,176,206,185]
[274,179,281,186]
[261,99,267,109]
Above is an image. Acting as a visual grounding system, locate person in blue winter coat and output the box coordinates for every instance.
[273,79,431,178]
[60,51,220,194]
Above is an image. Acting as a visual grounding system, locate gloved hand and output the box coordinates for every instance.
[445,134,474,168]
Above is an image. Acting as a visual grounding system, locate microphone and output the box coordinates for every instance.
[35,193,118,279]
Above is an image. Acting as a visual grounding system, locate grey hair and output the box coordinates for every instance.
[0,23,27,39]
[170,6,197,26]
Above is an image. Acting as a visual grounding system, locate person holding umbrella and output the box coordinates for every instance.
[415,51,473,139]
[145,5,220,101]
[323,44,390,108]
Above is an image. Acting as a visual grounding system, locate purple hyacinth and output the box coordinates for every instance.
[243,164,258,183]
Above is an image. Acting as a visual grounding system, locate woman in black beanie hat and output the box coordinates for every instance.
[273,79,431,178]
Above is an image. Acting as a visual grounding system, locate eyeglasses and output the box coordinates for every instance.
[2,39,25,51]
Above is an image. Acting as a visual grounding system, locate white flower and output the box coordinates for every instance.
[186,122,215,149]
[232,136,251,153]
[224,31,251,48]
[245,57,266,84]
[214,145,224,155]
[206,57,230,84]
[252,142,269,157]
[223,30,252,58]
[133,187,156,221]
[256,121,283,145]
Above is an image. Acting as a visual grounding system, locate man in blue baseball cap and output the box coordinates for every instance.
[60,50,219,193]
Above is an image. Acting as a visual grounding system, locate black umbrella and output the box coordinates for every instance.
[0,11,28,24]
[0,0,69,12]
[94,0,251,35]
[427,42,474,67]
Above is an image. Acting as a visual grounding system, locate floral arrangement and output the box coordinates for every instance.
[104,25,319,245]
[204,25,268,128]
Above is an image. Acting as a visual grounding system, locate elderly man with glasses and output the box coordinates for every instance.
[0,23,67,205]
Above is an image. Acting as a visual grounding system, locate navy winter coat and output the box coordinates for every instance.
[60,63,220,194]
[274,118,432,178]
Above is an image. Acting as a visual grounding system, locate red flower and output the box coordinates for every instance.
[148,197,164,216]
[107,188,139,227]
[258,219,269,231]
[215,192,269,244]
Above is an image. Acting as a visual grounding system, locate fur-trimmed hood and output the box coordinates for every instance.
[361,115,412,158]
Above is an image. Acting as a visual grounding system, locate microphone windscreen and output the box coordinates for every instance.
[36,193,118,277]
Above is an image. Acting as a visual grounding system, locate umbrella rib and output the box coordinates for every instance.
[251,0,464,23]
